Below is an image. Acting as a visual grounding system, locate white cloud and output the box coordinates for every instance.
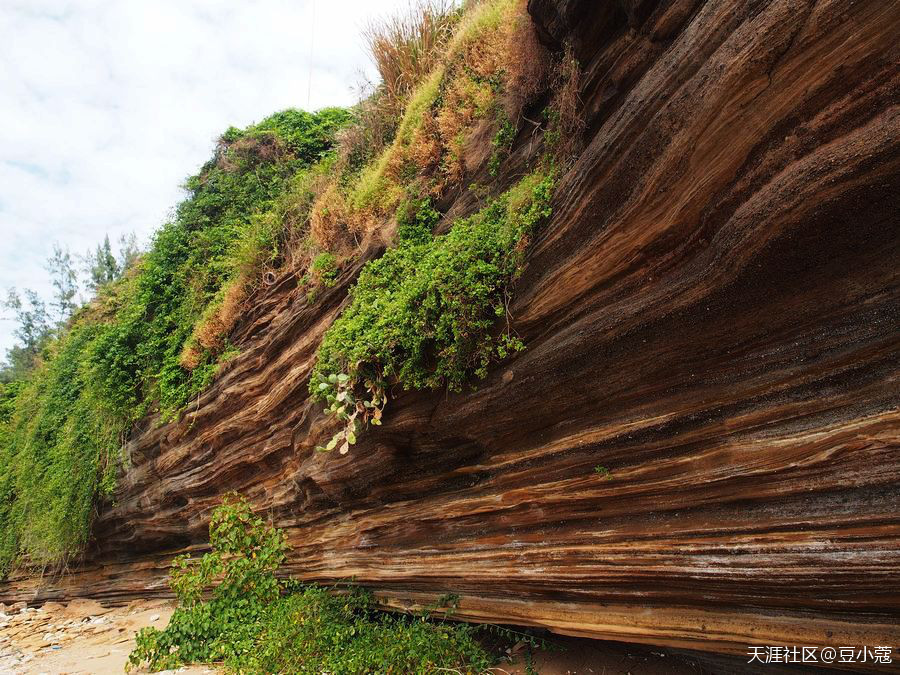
[0,0,406,356]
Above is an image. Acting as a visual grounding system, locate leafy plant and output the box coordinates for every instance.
[234,586,493,674]
[128,496,496,674]
[127,494,288,671]
[396,196,440,245]
[593,465,611,479]
[488,116,516,176]
[310,251,339,287]
[311,169,554,452]
[312,370,386,454]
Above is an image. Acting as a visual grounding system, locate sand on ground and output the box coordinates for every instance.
[0,598,705,675]
[0,598,214,675]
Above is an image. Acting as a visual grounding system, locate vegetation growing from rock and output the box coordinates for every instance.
[302,0,567,451]
[309,0,551,249]
[0,0,571,576]
[0,108,349,576]
[310,169,554,453]
[128,496,494,674]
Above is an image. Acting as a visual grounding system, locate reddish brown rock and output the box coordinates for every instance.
[3,0,899,663]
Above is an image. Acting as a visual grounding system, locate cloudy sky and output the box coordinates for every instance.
[0,0,408,357]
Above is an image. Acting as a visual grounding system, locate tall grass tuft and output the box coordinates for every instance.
[364,0,460,120]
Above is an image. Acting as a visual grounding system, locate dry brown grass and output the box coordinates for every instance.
[217,282,247,336]
[195,315,225,352]
[179,273,251,371]
[548,45,586,162]
[502,2,551,119]
[365,0,459,120]
[310,183,356,250]
[420,0,550,187]
[178,343,202,370]
[313,0,556,251]
[405,112,443,175]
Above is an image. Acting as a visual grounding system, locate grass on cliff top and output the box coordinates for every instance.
[309,0,550,250]
[0,108,349,577]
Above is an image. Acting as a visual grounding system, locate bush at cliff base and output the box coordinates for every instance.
[127,495,493,674]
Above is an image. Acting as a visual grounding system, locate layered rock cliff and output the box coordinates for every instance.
[4,0,899,661]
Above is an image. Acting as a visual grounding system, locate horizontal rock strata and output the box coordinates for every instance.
[3,0,899,663]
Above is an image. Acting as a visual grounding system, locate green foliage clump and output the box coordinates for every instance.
[396,196,440,245]
[128,495,288,671]
[0,324,123,572]
[128,496,494,674]
[0,381,22,425]
[310,169,554,451]
[0,108,349,577]
[120,106,351,417]
[310,252,339,287]
[234,586,493,674]
[221,108,349,159]
[488,117,516,177]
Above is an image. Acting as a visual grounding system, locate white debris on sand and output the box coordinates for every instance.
[0,599,217,674]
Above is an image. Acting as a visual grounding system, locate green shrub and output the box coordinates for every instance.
[488,117,516,177]
[593,465,611,479]
[396,196,440,245]
[128,496,495,674]
[0,381,22,424]
[310,252,339,287]
[310,169,554,452]
[128,494,288,671]
[0,324,126,572]
[234,586,493,674]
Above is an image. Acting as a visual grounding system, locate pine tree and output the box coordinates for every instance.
[88,235,120,291]
[47,244,79,323]
[2,288,50,363]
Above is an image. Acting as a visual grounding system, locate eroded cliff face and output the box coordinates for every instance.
[4,0,899,660]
